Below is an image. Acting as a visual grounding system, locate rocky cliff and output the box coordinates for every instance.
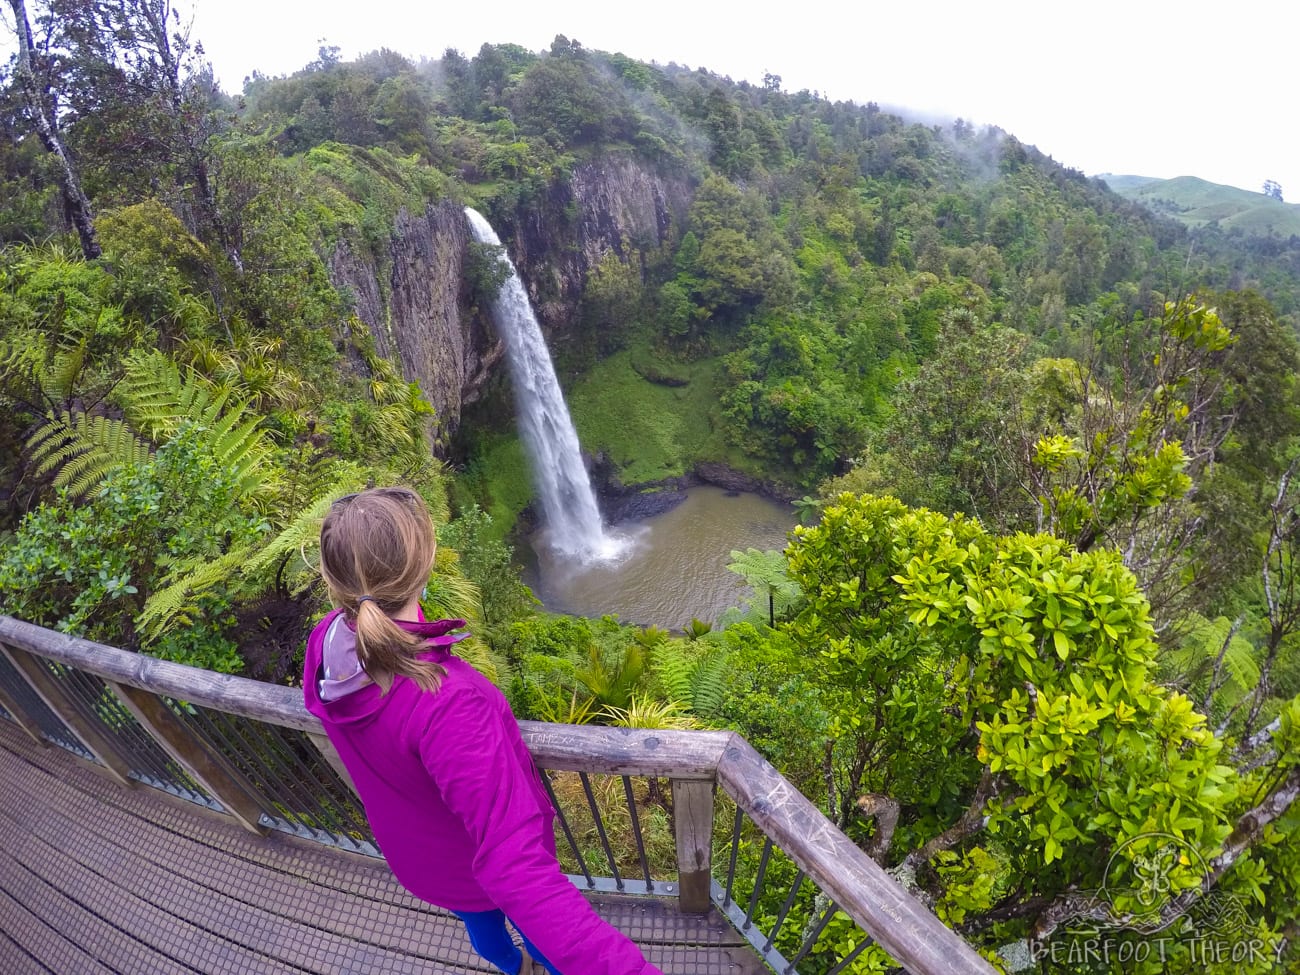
[506,152,692,334]
[328,199,502,449]
[326,154,693,448]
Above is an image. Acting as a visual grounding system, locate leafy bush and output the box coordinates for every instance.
[0,423,267,669]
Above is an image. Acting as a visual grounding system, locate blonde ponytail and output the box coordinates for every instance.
[319,488,446,693]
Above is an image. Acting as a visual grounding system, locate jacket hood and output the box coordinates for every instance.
[304,608,468,724]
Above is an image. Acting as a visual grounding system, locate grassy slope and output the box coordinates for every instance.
[566,348,752,485]
[1101,173,1300,235]
[453,346,759,540]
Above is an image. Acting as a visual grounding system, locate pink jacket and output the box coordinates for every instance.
[303,609,661,975]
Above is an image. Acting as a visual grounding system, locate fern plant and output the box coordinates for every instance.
[135,490,336,641]
[719,547,803,628]
[27,411,152,496]
[0,327,92,416]
[650,640,730,718]
[22,349,274,502]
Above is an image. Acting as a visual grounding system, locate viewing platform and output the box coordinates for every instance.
[0,616,995,975]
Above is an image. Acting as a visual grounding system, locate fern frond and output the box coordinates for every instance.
[27,411,152,496]
[43,339,88,405]
[689,647,730,717]
[136,549,248,640]
[116,351,187,438]
[208,409,273,495]
[116,350,274,499]
[727,547,801,602]
[0,328,89,413]
[118,351,233,439]
[239,491,337,581]
[650,641,696,706]
[139,492,338,642]
[423,569,484,630]
[450,635,499,683]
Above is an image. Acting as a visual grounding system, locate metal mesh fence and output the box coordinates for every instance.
[165,699,375,852]
[544,770,676,895]
[43,661,210,804]
[714,794,879,975]
[0,649,93,759]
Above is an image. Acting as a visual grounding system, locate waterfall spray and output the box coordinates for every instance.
[464,207,619,561]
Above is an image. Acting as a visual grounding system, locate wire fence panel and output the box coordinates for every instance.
[712,793,880,975]
[44,662,210,804]
[544,771,677,894]
[166,699,376,852]
[0,650,93,759]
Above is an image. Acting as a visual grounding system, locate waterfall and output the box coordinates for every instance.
[464,207,617,561]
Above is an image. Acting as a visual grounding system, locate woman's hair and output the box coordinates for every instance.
[319,487,445,693]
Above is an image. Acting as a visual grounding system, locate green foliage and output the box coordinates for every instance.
[648,639,730,717]
[0,424,268,667]
[714,623,831,794]
[507,613,658,724]
[0,326,92,416]
[508,47,638,148]
[776,493,1300,959]
[565,348,749,485]
[27,349,272,501]
[437,504,537,642]
[463,240,511,308]
[603,695,697,729]
[668,175,791,325]
[97,202,220,342]
[718,547,801,628]
[27,411,153,497]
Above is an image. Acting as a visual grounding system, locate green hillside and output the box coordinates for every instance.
[3,21,1300,970]
[1101,172,1300,235]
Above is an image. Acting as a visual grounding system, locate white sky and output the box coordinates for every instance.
[16,1,1300,197]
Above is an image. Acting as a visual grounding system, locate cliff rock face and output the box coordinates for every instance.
[509,153,692,333]
[328,199,502,448]
[326,155,691,447]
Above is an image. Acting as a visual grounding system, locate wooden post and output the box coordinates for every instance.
[672,778,715,913]
[0,673,47,747]
[307,732,360,799]
[0,643,133,788]
[106,681,271,835]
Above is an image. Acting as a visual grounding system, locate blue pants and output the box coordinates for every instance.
[452,909,561,975]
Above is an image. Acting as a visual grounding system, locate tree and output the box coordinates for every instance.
[672,175,789,323]
[837,313,1036,527]
[772,493,1300,969]
[50,0,238,266]
[844,299,1242,633]
[4,0,101,257]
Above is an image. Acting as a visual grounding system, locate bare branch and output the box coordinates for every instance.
[1206,765,1300,886]
[856,793,901,864]
[896,770,1004,878]
[1201,614,1244,715]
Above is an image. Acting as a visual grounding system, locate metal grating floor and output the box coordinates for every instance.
[0,718,764,974]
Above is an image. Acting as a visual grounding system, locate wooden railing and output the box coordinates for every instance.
[0,616,995,975]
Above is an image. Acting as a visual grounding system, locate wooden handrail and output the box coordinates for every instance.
[0,617,315,730]
[0,615,996,975]
[718,735,994,975]
[0,616,728,776]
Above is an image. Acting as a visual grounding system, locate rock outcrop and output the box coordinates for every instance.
[508,152,692,334]
[325,154,693,449]
[328,199,501,448]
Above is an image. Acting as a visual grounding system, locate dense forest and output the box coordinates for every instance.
[2,3,1300,972]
